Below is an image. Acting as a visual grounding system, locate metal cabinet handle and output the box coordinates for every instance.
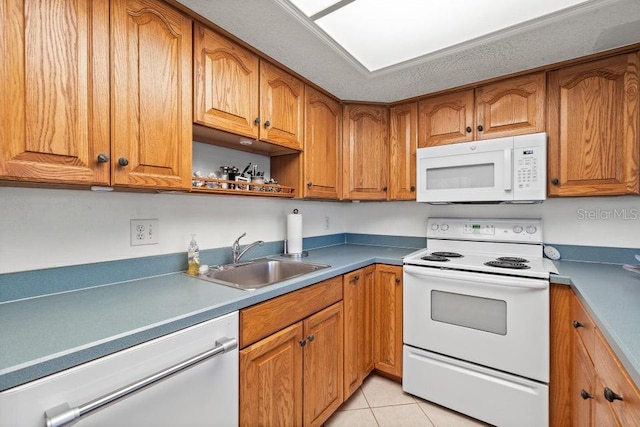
[466,126,472,133]
[118,157,129,167]
[307,181,313,188]
[254,117,260,125]
[477,125,484,132]
[307,335,315,342]
[354,274,360,280]
[580,389,593,400]
[264,120,271,128]
[97,154,109,163]
[44,337,237,427]
[383,186,388,192]
[604,387,623,403]
[572,320,583,329]
[395,278,401,284]
[299,339,307,347]
[551,178,560,186]
[410,185,415,192]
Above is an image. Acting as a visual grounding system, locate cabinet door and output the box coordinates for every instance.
[389,103,417,200]
[418,90,474,147]
[1,0,110,185]
[111,0,192,190]
[260,61,304,149]
[193,25,259,139]
[475,72,545,140]
[573,337,596,426]
[303,86,342,199]
[240,322,303,427]
[303,302,344,427]
[548,53,640,196]
[343,267,374,399]
[374,265,403,379]
[342,104,389,200]
[361,265,375,375]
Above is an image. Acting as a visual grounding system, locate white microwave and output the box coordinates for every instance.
[417,132,547,204]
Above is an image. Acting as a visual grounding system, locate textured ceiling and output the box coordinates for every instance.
[179,0,640,102]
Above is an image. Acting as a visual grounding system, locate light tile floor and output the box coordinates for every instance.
[324,374,492,427]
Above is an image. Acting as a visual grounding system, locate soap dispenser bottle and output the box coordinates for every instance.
[187,234,200,275]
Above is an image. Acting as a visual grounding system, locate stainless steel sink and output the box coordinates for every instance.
[196,258,330,290]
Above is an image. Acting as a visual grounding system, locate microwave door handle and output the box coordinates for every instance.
[503,149,512,191]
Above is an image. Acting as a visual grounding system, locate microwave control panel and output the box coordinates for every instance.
[514,148,542,190]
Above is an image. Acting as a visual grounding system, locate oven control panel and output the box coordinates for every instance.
[427,218,543,243]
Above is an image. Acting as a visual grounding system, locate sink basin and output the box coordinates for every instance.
[197,258,330,290]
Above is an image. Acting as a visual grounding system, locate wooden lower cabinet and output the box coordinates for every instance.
[240,322,303,427]
[343,266,375,398]
[564,290,640,426]
[239,277,343,427]
[374,264,403,379]
[303,303,344,427]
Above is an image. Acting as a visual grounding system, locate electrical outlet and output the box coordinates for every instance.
[130,219,159,246]
[325,216,330,230]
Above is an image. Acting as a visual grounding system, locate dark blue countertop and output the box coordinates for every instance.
[0,244,411,391]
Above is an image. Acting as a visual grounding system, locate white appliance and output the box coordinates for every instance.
[403,218,556,427]
[416,132,547,203]
[0,312,239,427]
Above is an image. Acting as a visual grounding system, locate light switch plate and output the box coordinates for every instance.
[130,219,159,246]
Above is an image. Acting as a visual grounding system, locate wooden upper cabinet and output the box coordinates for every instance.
[111,0,193,190]
[418,72,545,147]
[260,61,304,149]
[0,0,110,185]
[418,90,474,147]
[303,86,342,199]
[389,103,417,200]
[193,24,259,139]
[342,104,389,200]
[475,72,545,140]
[548,53,640,196]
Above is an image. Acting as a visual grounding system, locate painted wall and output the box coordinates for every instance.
[2,187,638,274]
[345,196,640,249]
[0,187,345,274]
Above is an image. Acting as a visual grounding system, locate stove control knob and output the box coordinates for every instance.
[512,225,523,233]
[441,224,449,231]
[431,224,439,231]
[526,226,537,234]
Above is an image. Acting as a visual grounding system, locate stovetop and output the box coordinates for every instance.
[403,218,558,279]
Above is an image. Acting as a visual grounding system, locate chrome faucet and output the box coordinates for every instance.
[231,232,264,264]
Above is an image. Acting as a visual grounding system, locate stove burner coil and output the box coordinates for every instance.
[430,252,464,258]
[496,256,529,263]
[421,255,450,262]
[484,260,531,269]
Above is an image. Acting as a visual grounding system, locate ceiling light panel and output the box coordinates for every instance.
[288,0,343,17]
[309,0,591,71]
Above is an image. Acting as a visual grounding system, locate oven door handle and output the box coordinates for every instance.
[403,265,548,290]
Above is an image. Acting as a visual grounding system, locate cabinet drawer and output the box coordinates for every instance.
[240,277,342,348]
[593,329,640,426]
[571,295,596,357]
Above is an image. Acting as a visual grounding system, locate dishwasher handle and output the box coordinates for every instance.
[44,337,237,427]
[403,265,548,290]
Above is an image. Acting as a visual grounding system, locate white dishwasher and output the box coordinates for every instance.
[0,311,239,427]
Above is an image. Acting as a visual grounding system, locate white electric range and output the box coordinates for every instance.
[403,218,557,427]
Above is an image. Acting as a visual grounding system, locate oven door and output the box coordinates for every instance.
[416,137,514,203]
[403,264,549,382]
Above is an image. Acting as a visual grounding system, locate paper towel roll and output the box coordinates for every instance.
[286,213,303,254]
